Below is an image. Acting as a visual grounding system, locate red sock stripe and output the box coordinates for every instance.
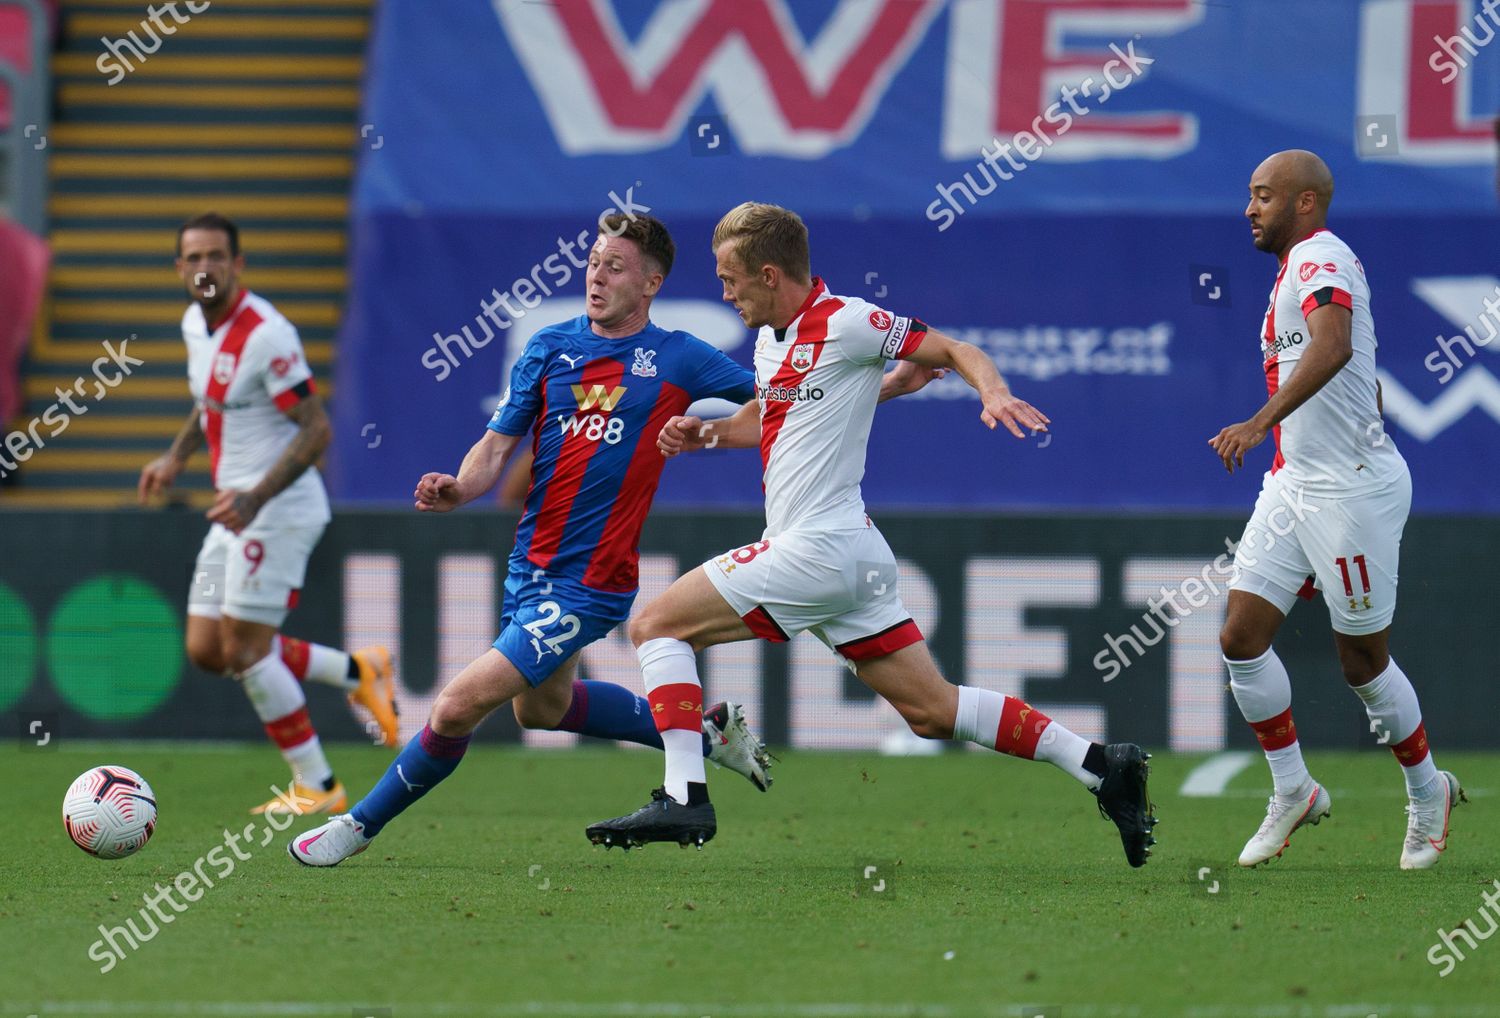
[264,707,315,749]
[994,697,1049,759]
[279,637,310,681]
[649,682,703,733]
[1391,722,1431,767]
[1250,707,1298,752]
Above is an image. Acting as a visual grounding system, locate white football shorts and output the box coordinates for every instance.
[702,519,923,663]
[1229,464,1411,635]
[188,521,325,628]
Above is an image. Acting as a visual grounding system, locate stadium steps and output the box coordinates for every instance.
[3,0,369,508]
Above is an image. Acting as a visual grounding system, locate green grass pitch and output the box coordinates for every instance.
[2,744,1496,1017]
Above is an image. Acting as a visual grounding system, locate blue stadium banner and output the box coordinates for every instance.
[333,0,1500,511]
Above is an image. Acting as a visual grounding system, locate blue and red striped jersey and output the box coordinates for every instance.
[489,315,753,601]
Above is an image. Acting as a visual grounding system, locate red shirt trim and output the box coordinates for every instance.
[782,277,828,328]
[1278,227,1331,266]
[205,288,249,332]
[1263,260,1290,475]
[272,378,317,411]
[202,298,265,485]
[1300,288,1352,316]
[897,323,928,359]
[759,300,838,474]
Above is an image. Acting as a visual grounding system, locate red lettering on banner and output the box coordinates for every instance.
[502,0,1206,162]
[1357,0,1493,164]
[501,0,942,156]
[943,0,1201,159]
[1408,2,1492,145]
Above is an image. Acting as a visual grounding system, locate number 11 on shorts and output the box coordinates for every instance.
[1335,554,1370,597]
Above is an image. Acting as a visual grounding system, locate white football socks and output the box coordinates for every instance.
[305,643,356,690]
[237,651,334,789]
[638,637,706,804]
[1227,647,1313,798]
[1350,657,1440,798]
[953,686,1100,790]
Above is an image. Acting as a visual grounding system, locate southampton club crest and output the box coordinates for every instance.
[631,347,658,378]
[791,343,814,372]
[212,351,237,385]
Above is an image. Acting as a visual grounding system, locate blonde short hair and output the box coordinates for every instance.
[711,202,810,282]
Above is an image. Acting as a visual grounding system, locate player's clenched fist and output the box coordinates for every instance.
[414,472,462,512]
[658,415,708,458]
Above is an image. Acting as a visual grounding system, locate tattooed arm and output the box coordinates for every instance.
[206,395,331,533]
[138,406,206,504]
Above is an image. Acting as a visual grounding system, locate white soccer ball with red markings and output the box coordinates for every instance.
[62,765,157,859]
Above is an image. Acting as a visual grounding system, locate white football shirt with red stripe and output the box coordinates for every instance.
[1258,229,1404,497]
[755,278,925,536]
[183,289,330,526]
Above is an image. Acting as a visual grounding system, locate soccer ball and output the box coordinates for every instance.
[62,765,158,859]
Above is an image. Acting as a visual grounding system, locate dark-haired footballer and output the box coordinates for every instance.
[140,212,401,817]
[288,212,936,865]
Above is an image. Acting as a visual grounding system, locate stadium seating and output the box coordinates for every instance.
[2,0,369,505]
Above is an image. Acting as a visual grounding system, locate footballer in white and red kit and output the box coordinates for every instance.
[587,202,1158,867]
[709,281,929,653]
[139,213,398,816]
[1211,151,1463,870]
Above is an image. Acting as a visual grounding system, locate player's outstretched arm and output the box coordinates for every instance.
[208,394,332,532]
[658,399,762,457]
[416,428,522,512]
[878,361,946,403]
[138,406,205,505]
[1208,304,1353,473]
[902,329,1049,438]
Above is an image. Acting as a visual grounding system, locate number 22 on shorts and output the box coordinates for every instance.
[522,600,581,659]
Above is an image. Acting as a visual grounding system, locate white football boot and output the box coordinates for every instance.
[1238,781,1332,867]
[703,701,772,792]
[287,814,371,867]
[1400,770,1466,870]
